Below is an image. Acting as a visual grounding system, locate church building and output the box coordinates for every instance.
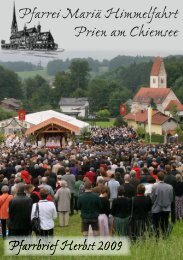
[131,57,182,114]
[1,3,58,50]
[124,57,183,136]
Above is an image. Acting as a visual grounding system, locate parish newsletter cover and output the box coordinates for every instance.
[0,0,183,259]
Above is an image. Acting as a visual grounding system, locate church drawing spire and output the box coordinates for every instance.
[11,2,18,34]
[1,2,58,51]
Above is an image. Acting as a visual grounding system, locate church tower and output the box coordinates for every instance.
[11,3,18,35]
[37,22,41,33]
[150,57,167,88]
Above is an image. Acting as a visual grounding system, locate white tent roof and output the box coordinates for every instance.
[16,110,89,129]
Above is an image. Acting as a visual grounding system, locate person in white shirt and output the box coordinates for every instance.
[31,188,57,236]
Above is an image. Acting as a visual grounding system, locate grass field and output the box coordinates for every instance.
[88,119,115,128]
[16,66,109,81]
[17,70,54,81]
[1,214,183,260]
[95,121,114,127]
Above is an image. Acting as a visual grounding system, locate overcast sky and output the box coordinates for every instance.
[0,0,183,61]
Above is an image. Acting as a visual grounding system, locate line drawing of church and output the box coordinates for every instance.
[1,3,58,51]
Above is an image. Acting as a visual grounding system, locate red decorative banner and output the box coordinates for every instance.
[119,103,126,116]
[18,109,26,121]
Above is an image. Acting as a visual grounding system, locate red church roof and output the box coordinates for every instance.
[150,56,163,76]
[124,110,172,125]
[133,87,171,104]
[164,100,183,111]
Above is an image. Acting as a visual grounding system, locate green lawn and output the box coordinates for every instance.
[17,70,54,81]
[95,121,114,127]
[88,119,115,128]
[1,214,183,259]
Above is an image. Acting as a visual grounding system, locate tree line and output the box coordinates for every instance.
[46,55,153,76]
[0,61,42,72]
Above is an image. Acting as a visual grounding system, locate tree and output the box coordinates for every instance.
[165,58,183,87]
[108,88,132,116]
[23,75,47,99]
[173,76,183,103]
[108,55,153,70]
[149,98,157,110]
[47,59,70,75]
[0,61,40,72]
[0,66,23,100]
[53,71,73,99]
[0,108,16,121]
[0,133,5,143]
[87,58,100,72]
[114,115,127,126]
[71,88,88,98]
[88,79,110,112]
[170,104,180,122]
[96,109,110,118]
[29,83,53,111]
[136,126,146,138]
[69,59,90,90]
[23,75,55,112]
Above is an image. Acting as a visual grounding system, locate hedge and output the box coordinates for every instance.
[145,133,164,143]
[178,135,183,142]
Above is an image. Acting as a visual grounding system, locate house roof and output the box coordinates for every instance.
[151,112,171,125]
[59,98,88,106]
[150,56,163,76]
[25,117,81,135]
[63,111,80,116]
[10,28,53,40]
[133,87,171,104]
[0,98,22,108]
[26,27,38,33]
[164,100,183,111]
[10,31,27,39]
[15,110,89,130]
[124,110,172,125]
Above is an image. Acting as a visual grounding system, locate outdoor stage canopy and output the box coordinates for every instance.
[22,110,89,147]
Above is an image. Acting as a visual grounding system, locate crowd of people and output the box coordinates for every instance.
[90,126,137,144]
[0,129,182,241]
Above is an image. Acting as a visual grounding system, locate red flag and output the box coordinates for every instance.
[119,103,126,116]
[18,109,26,121]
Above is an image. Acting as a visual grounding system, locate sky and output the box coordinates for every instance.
[0,0,183,62]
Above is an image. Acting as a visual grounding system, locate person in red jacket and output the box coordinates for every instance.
[21,169,32,184]
[84,168,96,185]
[132,163,141,180]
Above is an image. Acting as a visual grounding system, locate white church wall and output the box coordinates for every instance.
[162,91,180,112]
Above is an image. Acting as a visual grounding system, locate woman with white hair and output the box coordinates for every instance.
[55,180,71,227]
[0,185,13,239]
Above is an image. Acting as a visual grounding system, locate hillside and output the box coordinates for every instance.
[17,69,54,81]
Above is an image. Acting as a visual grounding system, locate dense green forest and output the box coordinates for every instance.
[0,66,23,100]
[0,55,183,117]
